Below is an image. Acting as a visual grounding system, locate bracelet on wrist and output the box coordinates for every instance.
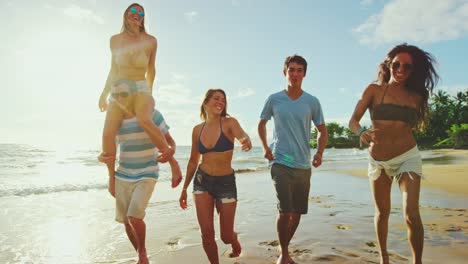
[357,127,368,136]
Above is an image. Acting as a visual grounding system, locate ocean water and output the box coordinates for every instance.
[0,144,373,198]
[0,143,451,198]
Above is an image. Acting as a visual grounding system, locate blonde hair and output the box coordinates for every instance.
[120,3,146,33]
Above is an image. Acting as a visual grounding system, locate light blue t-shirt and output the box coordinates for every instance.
[260,90,325,169]
[115,109,169,182]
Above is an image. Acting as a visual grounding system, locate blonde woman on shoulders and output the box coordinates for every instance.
[98,3,182,188]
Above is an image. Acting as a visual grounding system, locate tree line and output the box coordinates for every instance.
[310,90,468,149]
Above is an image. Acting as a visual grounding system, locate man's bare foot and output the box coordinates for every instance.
[276,254,296,264]
[170,162,183,188]
[380,254,389,264]
[229,238,242,258]
[287,256,296,264]
[138,248,149,264]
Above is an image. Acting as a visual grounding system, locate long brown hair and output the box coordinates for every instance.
[377,43,439,129]
[120,3,146,33]
[200,89,229,121]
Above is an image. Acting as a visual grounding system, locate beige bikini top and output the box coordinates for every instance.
[114,41,150,70]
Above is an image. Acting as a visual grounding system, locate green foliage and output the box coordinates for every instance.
[415,89,468,148]
[448,124,468,149]
[309,140,317,148]
[433,138,453,147]
[310,122,360,148]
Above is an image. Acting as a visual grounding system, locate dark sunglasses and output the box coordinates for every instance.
[130,7,145,17]
[390,61,413,72]
[111,92,130,98]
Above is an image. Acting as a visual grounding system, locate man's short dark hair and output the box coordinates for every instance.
[284,55,308,74]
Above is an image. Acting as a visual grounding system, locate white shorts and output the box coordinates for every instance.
[368,146,423,182]
[115,178,156,224]
[113,79,151,95]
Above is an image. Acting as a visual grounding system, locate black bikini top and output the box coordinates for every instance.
[370,85,420,127]
[197,120,234,154]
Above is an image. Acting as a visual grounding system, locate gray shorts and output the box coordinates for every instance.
[271,163,311,214]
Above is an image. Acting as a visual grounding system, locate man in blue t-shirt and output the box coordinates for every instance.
[258,54,328,264]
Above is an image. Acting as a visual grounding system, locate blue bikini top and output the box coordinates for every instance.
[198,120,234,154]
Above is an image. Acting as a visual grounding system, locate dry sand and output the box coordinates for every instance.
[340,149,468,195]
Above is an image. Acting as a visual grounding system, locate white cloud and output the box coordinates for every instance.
[184,11,199,24]
[46,4,105,24]
[353,0,468,45]
[360,0,375,6]
[155,82,199,106]
[153,77,204,145]
[171,72,186,81]
[231,87,255,99]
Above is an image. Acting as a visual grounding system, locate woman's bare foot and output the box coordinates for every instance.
[229,237,242,257]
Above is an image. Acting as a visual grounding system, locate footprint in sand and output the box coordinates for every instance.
[388,251,408,261]
[336,224,351,230]
[446,225,462,232]
[312,254,348,262]
[365,241,376,247]
[259,240,279,247]
[332,247,360,258]
[365,249,379,254]
[166,237,180,249]
[291,248,312,255]
[328,210,345,217]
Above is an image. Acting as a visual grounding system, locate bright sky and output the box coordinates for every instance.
[1,0,467,148]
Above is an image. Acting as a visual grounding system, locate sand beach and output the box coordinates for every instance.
[0,147,467,263]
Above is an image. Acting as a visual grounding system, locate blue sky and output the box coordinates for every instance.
[1,0,467,148]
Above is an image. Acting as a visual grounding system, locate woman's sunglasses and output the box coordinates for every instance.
[111,92,130,98]
[130,7,145,17]
[390,61,413,72]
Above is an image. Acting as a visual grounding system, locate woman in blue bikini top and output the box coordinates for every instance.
[178,89,252,263]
